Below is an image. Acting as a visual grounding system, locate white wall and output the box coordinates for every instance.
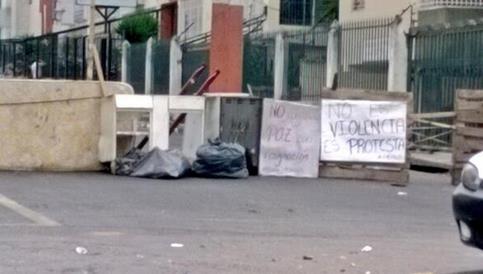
[339,0,417,22]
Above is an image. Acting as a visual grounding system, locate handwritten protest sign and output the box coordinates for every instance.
[320,100,407,164]
[259,99,321,178]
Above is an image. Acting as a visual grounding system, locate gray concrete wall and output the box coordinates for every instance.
[0,80,133,171]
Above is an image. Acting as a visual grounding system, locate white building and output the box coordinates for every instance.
[0,0,321,39]
[0,0,43,39]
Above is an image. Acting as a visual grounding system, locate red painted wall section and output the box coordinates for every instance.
[40,0,54,34]
[160,2,178,39]
[209,3,243,93]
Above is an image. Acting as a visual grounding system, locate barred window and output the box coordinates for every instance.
[280,0,313,26]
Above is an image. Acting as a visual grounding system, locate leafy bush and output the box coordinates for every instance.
[116,12,158,43]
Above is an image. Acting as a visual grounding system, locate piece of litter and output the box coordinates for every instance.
[339,256,347,260]
[170,243,184,248]
[136,254,144,259]
[365,271,371,274]
[350,263,356,267]
[361,245,373,252]
[398,192,408,196]
[75,246,88,255]
[303,255,313,261]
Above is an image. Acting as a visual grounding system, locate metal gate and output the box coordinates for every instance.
[286,26,328,103]
[338,18,392,91]
[408,21,483,149]
[243,33,275,98]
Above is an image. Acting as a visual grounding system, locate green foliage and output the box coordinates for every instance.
[116,12,158,43]
[315,0,339,24]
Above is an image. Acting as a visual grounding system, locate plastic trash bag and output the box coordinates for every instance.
[192,139,249,179]
[115,148,191,179]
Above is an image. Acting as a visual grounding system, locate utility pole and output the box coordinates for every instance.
[86,0,96,80]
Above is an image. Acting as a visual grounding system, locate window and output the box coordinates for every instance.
[280,0,313,26]
[353,0,365,11]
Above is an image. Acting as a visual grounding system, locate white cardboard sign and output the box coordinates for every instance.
[259,99,321,178]
[320,99,407,164]
[76,0,138,7]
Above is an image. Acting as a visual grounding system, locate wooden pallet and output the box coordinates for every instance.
[319,89,413,186]
[452,89,483,185]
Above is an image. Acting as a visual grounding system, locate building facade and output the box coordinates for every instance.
[339,0,483,25]
[0,0,43,39]
[0,0,324,39]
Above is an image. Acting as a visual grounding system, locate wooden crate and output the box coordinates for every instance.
[319,89,413,186]
[452,89,483,185]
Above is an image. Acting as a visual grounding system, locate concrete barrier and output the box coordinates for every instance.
[0,79,133,171]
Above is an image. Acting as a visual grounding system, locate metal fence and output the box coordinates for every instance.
[0,8,161,81]
[243,33,276,98]
[126,42,147,94]
[286,26,329,103]
[408,21,483,149]
[338,18,393,91]
[181,42,209,95]
[152,40,171,95]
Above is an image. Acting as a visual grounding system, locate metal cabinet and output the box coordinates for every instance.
[205,94,262,174]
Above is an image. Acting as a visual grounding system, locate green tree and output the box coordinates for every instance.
[315,0,339,24]
[116,12,158,43]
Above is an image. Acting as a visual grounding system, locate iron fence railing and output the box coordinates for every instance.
[0,8,162,80]
[408,20,483,149]
[338,18,393,91]
[286,26,329,102]
[419,0,483,9]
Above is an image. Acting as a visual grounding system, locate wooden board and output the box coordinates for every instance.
[319,89,412,186]
[452,89,483,185]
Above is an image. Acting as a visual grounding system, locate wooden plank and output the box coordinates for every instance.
[410,112,456,119]
[319,165,409,186]
[457,89,483,100]
[414,118,455,129]
[321,89,409,102]
[456,126,483,138]
[454,136,483,152]
[455,99,483,111]
[454,152,478,163]
[409,151,453,170]
[458,110,483,124]
[452,168,462,186]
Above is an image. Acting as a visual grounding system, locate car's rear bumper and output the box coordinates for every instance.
[453,184,483,249]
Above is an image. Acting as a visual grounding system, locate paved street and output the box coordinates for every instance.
[0,171,480,274]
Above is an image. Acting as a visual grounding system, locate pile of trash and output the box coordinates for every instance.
[114,139,249,179]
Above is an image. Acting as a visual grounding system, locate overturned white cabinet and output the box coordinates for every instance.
[98,94,169,163]
[170,95,206,160]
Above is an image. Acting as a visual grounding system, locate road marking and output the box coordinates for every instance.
[0,193,60,227]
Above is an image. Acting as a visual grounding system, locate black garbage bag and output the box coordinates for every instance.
[192,139,249,179]
[115,148,191,179]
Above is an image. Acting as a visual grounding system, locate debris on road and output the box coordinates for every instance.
[192,139,249,179]
[398,191,408,196]
[136,254,144,259]
[302,255,313,261]
[361,245,373,252]
[339,256,347,260]
[75,246,88,255]
[170,243,184,248]
[116,148,191,179]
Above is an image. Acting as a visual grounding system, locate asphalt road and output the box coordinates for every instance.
[0,171,480,274]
